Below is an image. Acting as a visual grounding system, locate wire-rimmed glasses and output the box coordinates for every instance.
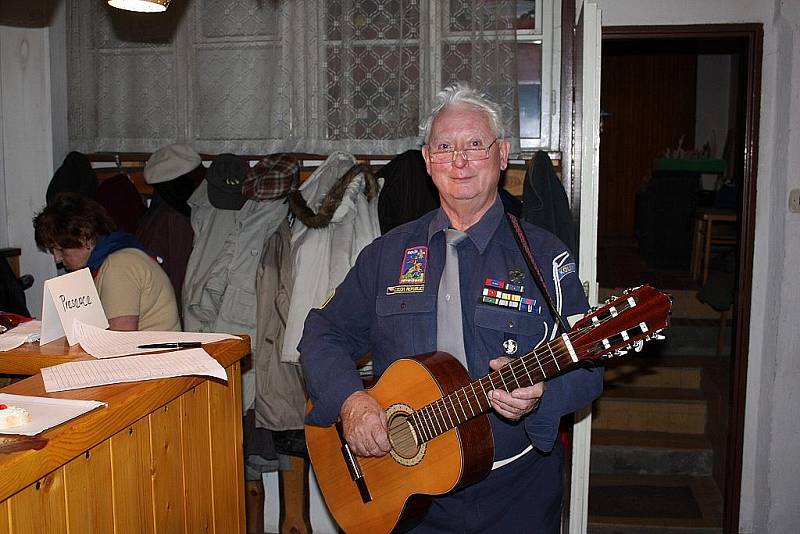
[427,138,499,164]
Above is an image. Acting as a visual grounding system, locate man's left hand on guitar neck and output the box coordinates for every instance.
[487,357,544,421]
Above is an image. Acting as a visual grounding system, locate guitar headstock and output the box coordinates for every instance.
[569,285,672,362]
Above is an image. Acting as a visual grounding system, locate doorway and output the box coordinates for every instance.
[587,25,761,533]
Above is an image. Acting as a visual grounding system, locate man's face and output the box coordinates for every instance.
[422,103,510,216]
[51,246,92,271]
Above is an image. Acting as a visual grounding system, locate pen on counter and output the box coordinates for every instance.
[137,342,203,349]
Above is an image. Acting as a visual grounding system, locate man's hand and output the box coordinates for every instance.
[339,390,391,457]
[488,356,544,421]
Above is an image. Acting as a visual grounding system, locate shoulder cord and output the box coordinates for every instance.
[505,212,571,334]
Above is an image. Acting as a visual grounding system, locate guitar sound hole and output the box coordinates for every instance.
[386,404,425,466]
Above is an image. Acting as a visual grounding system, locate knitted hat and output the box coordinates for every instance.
[144,144,202,185]
[46,151,98,205]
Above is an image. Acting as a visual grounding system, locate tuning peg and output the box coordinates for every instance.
[623,288,630,294]
[613,349,628,357]
[633,340,644,352]
[653,333,666,341]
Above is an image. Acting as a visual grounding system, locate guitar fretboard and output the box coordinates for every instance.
[409,335,576,444]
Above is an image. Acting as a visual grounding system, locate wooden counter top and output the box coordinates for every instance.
[0,337,250,533]
[0,337,247,375]
[1,339,100,375]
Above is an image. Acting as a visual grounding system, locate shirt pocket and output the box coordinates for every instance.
[374,294,436,358]
[474,305,544,357]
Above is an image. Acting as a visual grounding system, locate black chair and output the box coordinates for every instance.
[0,257,31,317]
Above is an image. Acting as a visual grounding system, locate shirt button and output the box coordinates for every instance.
[445,294,451,301]
[400,302,407,310]
[508,320,514,328]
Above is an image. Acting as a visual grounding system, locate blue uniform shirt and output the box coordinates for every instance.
[300,196,603,460]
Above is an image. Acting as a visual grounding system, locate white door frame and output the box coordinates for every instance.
[569,1,602,533]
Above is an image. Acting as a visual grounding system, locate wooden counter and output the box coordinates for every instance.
[0,337,250,534]
[0,339,94,376]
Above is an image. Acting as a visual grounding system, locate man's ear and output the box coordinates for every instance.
[421,144,433,175]
[499,139,511,170]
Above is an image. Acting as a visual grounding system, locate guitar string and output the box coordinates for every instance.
[386,294,657,448]
[410,298,646,443]
[388,297,653,448]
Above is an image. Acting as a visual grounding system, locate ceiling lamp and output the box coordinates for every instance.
[108,0,171,13]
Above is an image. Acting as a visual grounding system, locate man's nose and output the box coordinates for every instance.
[53,250,63,262]
[452,150,469,168]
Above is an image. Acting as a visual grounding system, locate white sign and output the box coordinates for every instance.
[40,268,108,345]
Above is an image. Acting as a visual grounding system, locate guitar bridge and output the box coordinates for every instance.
[336,422,372,503]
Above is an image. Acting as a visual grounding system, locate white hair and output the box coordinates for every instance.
[419,82,505,143]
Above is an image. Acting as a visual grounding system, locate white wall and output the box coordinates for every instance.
[600,1,800,532]
[695,54,732,159]
[0,23,58,317]
[696,54,733,189]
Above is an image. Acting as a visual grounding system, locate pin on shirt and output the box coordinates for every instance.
[503,338,518,355]
[509,269,526,285]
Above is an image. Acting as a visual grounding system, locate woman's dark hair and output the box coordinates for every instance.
[33,192,116,251]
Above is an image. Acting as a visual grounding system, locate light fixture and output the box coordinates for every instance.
[108,0,171,13]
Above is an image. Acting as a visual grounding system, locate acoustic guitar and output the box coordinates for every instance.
[305,284,672,533]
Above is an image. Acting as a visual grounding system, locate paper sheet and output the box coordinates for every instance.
[40,268,108,345]
[72,320,240,359]
[0,320,42,352]
[41,348,228,393]
[0,393,106,436]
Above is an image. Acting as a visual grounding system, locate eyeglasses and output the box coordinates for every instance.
[427,138,499,164]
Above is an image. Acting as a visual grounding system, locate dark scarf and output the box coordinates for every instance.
[87,231,147,273]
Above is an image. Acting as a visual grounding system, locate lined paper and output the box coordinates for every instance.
[72,320,239,359]
[41,348,228,392]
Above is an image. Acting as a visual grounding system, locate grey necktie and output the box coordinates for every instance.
[437,229,469,369]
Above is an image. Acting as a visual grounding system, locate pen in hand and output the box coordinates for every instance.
[137,342,203,349]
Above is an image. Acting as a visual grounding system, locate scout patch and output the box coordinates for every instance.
[386,285,425,295]
[557,262,576,280]
[399,246,428,285]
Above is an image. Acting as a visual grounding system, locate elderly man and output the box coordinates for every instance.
[300,83,603,532]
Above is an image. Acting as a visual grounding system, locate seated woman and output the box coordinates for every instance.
[33,193,180,331]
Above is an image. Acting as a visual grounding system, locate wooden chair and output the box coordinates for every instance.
[690,208,737,284]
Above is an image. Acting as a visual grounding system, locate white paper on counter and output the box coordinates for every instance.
[72,320,240,359]
[0,320,42,352]
[40,268,108,345]
[0,393,106,437]
[40,348,228,393]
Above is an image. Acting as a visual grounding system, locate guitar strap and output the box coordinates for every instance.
[506,212,571,334]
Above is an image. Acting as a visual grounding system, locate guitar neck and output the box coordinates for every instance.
[410,335,577,444]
